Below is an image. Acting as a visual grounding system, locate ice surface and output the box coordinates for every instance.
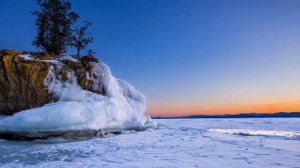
[209,128,300,137]
[0,59,155,133]
[0,118,299,168]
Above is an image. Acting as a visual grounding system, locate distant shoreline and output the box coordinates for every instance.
[152,112,300,119]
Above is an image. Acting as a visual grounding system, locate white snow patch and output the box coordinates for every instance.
[209,128,300,137]
[39,59,63,65]
[57,56,78,62]
[19,54,34,60]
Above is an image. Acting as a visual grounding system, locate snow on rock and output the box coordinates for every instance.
[19,54,34,60]
[57,55,78,62]
[0,57,155,135]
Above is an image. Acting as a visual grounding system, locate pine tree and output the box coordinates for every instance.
[71,21,94,58]
[32,0,79,55]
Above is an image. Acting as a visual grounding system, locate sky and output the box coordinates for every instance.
[1,0,300,116]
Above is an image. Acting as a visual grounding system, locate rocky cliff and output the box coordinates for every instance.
[0,50,105,115]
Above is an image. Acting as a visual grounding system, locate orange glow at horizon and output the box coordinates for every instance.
[146,100,300,117]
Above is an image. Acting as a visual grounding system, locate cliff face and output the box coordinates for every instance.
[0,50,106,115]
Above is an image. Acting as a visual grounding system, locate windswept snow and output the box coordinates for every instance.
[0,118,299,168]
[209,128,300,137]
[0,60,155,133]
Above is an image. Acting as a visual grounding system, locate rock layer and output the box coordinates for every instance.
[0,50,105,115]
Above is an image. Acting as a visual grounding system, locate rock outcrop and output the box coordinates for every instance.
[0,50,106,115]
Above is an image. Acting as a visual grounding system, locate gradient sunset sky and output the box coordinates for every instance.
[1,0,300,116]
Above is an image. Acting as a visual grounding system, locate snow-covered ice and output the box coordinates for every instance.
[209,128,300,137]
[0,118,299,168]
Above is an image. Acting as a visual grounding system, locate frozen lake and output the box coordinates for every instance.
[0,118,299,168]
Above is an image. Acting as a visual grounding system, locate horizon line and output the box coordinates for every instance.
[150,111,300,118]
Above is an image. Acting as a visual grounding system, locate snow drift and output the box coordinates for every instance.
[0,56,155,137]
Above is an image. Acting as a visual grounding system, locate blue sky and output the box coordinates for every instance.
[1,0,300,116]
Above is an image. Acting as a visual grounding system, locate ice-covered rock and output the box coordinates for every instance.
[0,50,155,139]
[0,50,106,115]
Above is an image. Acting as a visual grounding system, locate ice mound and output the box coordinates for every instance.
[209,128,300,138]
[0,59,155,135]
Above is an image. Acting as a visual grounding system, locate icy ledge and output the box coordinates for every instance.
[0,57,156,139]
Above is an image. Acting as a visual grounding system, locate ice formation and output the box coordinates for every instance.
[0,57,155,133]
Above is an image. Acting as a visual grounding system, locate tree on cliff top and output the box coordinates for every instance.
[32,0,79,55]
[71,21,94,58]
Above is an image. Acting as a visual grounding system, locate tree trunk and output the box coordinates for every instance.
[76,48,81,59]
